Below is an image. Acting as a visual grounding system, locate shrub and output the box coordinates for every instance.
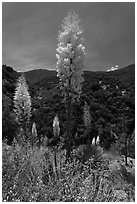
[2,141,134,202]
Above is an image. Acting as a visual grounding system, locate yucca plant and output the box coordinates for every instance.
[13,74,31,144]
[56,10,86,157]
[53,115,60,138]
[31,122,37,149]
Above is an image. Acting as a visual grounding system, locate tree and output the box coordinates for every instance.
[119,115,134,165]
[83,101,92,143]
[13,74,31,143]
[56,10,86,156]
[2,94,16,144]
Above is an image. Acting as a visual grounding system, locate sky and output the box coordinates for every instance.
[2,2,135,72]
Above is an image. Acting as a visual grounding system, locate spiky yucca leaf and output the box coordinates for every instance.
[82,144,104,165]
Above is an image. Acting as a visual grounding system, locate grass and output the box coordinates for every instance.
[2,141,135,202]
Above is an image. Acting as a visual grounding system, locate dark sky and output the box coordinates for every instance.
[2,2,135,72]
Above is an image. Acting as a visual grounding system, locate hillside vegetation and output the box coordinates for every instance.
[2,64,135,201]
[2,64,135,151]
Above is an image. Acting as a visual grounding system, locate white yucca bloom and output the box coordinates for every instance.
[14,74,31,126]
[32,122,37,137]
[53,115,60,137]
[83,101,91,128]
[31,122,37,148]
[96,135,100,145]
[92,137,96,145]
[56,10,86,99]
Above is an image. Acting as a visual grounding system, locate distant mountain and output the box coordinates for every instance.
[24,69,56,84]
[84,64,135,88]
[23,64,135,89]
[108,64,135,78]
[2,63,135,99]
[2,63,135,93]
[107,64,135,87]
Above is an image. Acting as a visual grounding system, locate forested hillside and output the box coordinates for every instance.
[2,64,135,154]
[24,68,57,84]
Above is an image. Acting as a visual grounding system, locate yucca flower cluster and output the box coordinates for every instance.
[56,10,86,156]
[14,74,31,126]
[56,10,86,99]
[92,136,100,145]
[13,74,31,142]
[53,115,60,137]
[32,122,37,148]
[32,122,37,136]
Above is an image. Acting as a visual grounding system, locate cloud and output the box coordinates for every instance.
[2,2,135,71]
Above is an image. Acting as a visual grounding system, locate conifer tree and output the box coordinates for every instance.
[56,10,86,156]
[14,74,31,142]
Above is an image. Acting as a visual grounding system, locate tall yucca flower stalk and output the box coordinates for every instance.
[83,101,91,143]
[53,115,60,137]
[14,74,31,143]
[52,115,60,179]
[56,10,86,157]
[32,122,37,149]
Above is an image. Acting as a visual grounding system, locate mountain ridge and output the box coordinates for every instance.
[24,68,57,84]
[23,63,135,85]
